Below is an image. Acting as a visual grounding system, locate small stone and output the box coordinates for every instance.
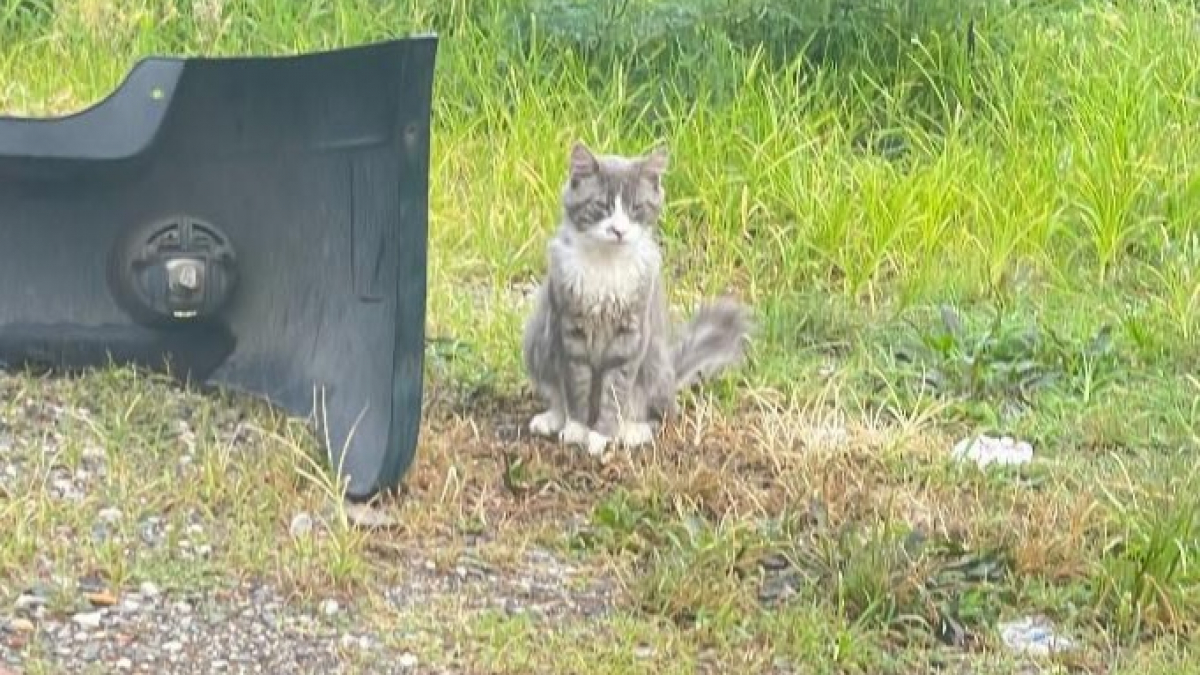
[14,593,47,611]
[77,575,106,594]
[71,610,104,629]
[85,590,119,607]
[81,445,106,462]
[340,634,372,651]
[343,502,398,530]
[163,640,183,653]
[758,552,790,571]
[7,617,34,632]
[321,599,340,616]
[399,652,419,669]
[138,582,160,598]
[758,572,802,605]
[634,644,655,660]
[139,517,164,547]
[289,512,314,538]
[115,658,133,670]
[52,478,81,500]
[79,643,101,661]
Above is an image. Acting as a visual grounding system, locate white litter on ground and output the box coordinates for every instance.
[951,434,1033,468]
[999,616,1075,656]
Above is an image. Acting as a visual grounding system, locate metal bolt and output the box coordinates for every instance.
[177,264,198,291]
[167,259,203,294]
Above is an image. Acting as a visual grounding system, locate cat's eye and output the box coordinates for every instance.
[585,199,611,222]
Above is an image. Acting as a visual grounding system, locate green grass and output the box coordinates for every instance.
[3,0,1200,672]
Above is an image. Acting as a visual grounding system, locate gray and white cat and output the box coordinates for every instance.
[521,141,752,456]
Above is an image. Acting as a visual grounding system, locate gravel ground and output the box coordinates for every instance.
[386,545,617,620]
[0,371,618,674]
[2,544,616,674]
[4,581,386,674]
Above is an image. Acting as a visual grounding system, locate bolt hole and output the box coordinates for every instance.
[150,87,165,101]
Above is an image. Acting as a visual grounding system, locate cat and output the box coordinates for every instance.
[521,141,752,456]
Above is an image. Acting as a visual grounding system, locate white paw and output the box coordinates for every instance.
[559,420,591,446]
[559,421,612,457]
[584,431,611,457]
[617,422,655,448]
[529,409,565,437]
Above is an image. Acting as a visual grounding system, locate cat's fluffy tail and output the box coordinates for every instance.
[672,297,753,392]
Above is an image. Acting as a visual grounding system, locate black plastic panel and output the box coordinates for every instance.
[0,36,438,500]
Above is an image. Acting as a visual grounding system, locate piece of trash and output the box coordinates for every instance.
[951,434,1033,468]
[999,616,1075,656]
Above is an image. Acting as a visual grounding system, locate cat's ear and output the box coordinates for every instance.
[641,145,669,187]
[569,141,598,184]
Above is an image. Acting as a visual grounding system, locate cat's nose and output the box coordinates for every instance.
[608,225,625,240]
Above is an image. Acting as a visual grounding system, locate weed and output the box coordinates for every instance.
[1090,463,1200,641]
[882,302,1123,432]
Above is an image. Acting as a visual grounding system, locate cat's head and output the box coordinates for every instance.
[561,141,669,248]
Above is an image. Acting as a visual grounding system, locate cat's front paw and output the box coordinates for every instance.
[584,431,611,457]
[529,409,565,437]
[559,421,612,457]
[617,422,656,448]
[559,420,591,446]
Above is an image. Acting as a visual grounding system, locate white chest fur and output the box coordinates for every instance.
[551,235,660,322]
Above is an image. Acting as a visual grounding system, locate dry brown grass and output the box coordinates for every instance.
[400,379,1106,576]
